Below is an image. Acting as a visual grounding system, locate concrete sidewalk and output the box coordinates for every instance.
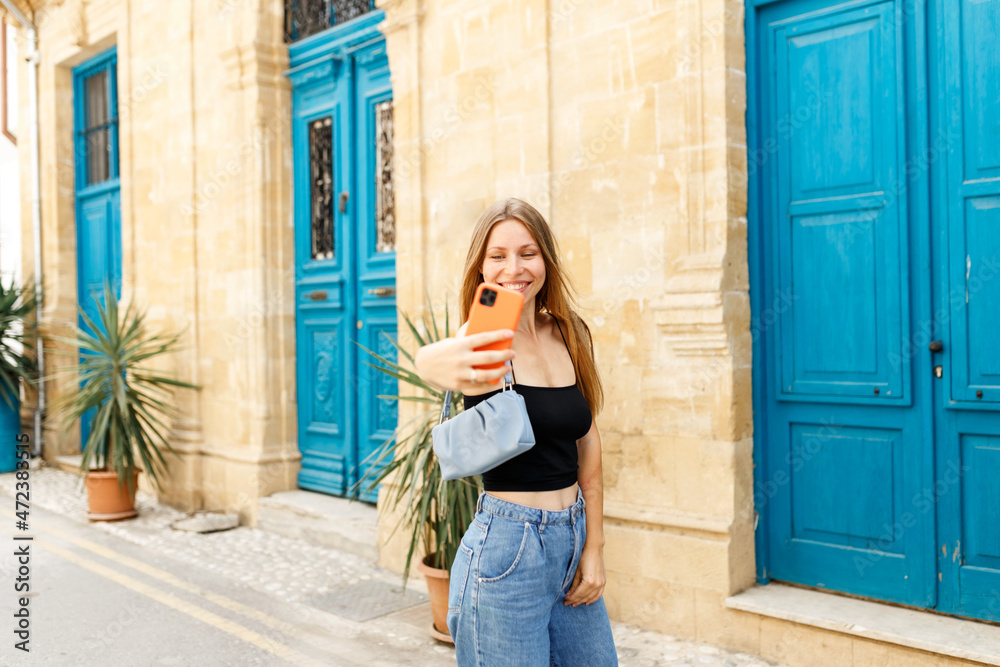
[0,461,787,667]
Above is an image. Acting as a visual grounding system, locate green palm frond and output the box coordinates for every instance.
[0,276,41,410]
[351,299,481,583]
[44,280,200,495]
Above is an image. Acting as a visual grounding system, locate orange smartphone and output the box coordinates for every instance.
[465,283,524,371]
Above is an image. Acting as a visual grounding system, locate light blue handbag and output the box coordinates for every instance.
[431,373,536,481]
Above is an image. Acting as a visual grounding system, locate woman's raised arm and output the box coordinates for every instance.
[414,327,516,392]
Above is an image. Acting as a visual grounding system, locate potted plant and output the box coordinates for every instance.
[46,281,200,520]
[353,303,482,644]
[0,276,39,473]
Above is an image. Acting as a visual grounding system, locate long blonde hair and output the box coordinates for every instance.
[459,198,604,416]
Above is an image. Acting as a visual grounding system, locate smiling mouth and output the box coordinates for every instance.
[499,281,531,292]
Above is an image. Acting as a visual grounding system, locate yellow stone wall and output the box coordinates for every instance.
[377,0,755,644]
[15,0,299,523]
[6,0,989,662]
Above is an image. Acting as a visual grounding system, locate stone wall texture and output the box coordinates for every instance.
[5,0,988,663]
[376,0,758,651]
[13,0,299,521]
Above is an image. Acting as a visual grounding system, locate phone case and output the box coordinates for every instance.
[466,283,524,370]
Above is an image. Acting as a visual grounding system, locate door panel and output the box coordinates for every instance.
[960,435,1000,571]
[74,49,121,451]
[933,0,1000,621]
[938,410,1000,620]
[293,86,352,495]
[958,0,1000,182]
[294,99,353,496]
[789,424,903,552]
[291,20,395,501]
[753,0,1000,622]
[773,2,909,404]
[76,189,122,450]
[955,197,1000,401]
[78,195,113,307]
[353,41,396,502]
[755,0,935,608]
[298,316,349,494]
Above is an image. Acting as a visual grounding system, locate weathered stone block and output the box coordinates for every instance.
[759,617,854,667]
[603,571,697,639]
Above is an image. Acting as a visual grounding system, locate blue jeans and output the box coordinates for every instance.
[446,488,618,666]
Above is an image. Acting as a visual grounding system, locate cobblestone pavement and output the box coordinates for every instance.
[0,462,787,667]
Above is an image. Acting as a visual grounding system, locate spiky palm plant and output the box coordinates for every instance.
[0,276,39,409]
[353,302,482,583]
[46,281,200,495]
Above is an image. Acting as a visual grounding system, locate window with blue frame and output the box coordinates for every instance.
[74,52,119,187]
[283,0,375,43]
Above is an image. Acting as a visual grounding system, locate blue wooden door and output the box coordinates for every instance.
[351,43,397,503]
[931,0,1000,621]
[749,0,1000,622]
[290,16,396,501]
[73,49,122,451]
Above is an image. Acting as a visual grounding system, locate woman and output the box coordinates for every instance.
[414,198,618,665]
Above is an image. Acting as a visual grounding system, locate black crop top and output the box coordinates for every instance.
[463,316,593,491]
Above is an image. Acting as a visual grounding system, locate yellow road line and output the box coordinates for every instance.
[30,535,326,667]
[0,509,353,666]
[5,511,299,636]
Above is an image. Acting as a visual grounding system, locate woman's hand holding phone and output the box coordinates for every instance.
[414,284,523,392]
[414,329,516,392]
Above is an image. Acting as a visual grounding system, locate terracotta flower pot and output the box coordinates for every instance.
[84,469,140,521]
[418,553,453,644]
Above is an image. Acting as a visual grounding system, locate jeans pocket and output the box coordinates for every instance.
[478,519,531,583]
[448,542,474,614]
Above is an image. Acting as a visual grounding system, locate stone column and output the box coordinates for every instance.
[189,0,298,522]
[374,0,427,571]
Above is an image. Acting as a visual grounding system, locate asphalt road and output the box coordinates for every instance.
[0,502,453,667]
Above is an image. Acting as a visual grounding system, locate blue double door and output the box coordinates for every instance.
[749,0,1000,621]
[290,18,397,502]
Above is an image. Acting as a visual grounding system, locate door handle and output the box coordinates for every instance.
[304,290,327,301]
[368,286,395,298]
[929,340,943,352]
[339,192,349,214]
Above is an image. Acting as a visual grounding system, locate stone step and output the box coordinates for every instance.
[53,455,85,476]
[256,489,379,563]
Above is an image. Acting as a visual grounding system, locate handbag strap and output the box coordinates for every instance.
[438,391,453,425]
[438,371,513,424]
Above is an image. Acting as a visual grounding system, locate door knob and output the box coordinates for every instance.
[928,340,943,352]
